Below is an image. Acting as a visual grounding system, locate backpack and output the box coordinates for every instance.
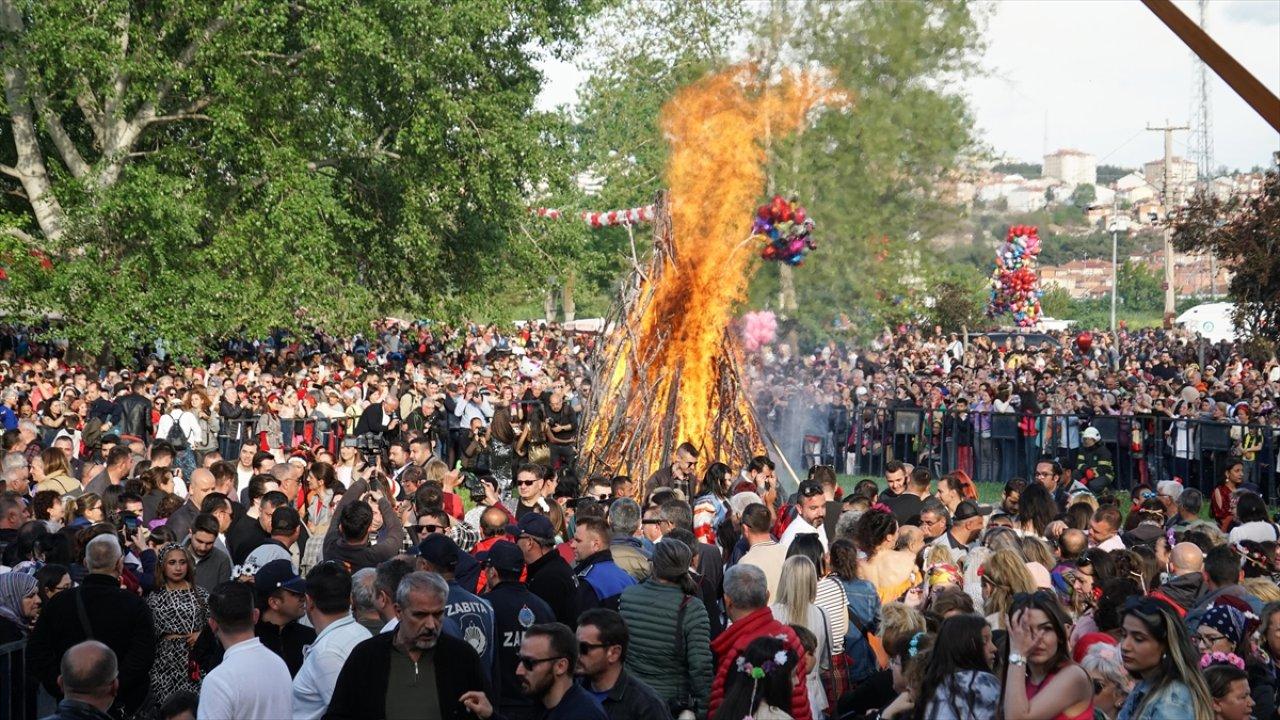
[165,412,190,450]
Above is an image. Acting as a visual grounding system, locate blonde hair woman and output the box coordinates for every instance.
[769,555,830,720]
[980,549,1035,630]
[34,446,77,495]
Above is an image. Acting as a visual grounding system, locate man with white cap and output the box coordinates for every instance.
[1073,426,1114,493]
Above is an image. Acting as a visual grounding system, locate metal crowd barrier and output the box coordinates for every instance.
[0,638,27,720]
[794,409,1278,500]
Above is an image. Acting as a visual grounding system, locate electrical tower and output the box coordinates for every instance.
[1189,0,1214,183]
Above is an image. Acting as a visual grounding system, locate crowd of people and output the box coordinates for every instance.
[755,326,1280,498]
[0,319,1277,720]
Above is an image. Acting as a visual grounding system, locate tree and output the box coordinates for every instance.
[1070,183,1096,208]
[761,0,989,340]
[1117,260,1161,311]
[544,0,747,308]
[1173,170,1280,345]
[1,0,597,353]
[928,266,987,332]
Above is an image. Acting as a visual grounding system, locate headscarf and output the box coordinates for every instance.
[0,572,38,631]
[1200,604,1247,647]
[652,538,698,596]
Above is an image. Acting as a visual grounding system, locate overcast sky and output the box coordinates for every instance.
[537,0,1280,173]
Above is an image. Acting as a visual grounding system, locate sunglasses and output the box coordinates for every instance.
[799,484,825,498]
[517,480,538,487]
[412,524,445,534]
[579,641,610,655]
[517,655,564,671]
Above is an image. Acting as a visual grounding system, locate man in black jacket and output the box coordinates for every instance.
[514,514,579,627]
[576,608,673,720]
[26,535,155,717]
[322,477,405,573]
[115,380,152,442]
[325,571,489,719]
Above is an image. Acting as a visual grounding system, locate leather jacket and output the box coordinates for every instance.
[115,393,152,441]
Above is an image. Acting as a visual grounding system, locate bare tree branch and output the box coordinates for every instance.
[0,164,20,179]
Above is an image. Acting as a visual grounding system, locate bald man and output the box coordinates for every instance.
[1149,542,1207,616]
[166,467,216,540]
[50,641,119,718]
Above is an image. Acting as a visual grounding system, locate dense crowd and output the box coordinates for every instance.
[0,320,1278,720]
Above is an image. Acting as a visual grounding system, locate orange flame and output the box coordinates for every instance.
[581,66,832,480]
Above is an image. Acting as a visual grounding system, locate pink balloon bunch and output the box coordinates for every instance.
[740,310,778,352]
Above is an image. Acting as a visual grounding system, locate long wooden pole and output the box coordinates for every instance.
[1140,0,1280,132]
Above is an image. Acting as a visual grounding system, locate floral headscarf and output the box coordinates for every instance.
[0,572,38,631]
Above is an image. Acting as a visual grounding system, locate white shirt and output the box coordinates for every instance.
[244,541,294,571]
[198,637,293,720]
[292,614,373,720]
[779,515,828,552]
[1230,521,1279,545]
[1095,534,1127,552]
[158,409,203,447]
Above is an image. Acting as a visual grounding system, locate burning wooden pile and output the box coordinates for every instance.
[576,191,765,482]
[574,67,832,489]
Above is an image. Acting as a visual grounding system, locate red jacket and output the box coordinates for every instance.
[1211,483,1235,532]
[709,607,811,720]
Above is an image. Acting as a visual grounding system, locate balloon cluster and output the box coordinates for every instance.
[754,195,816,266]
[987,225,1043,328]
[740,310,778,352]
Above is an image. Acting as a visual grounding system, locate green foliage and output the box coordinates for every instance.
[1,0,599,354]
[1117,260,1162,311]
[1039,285,1074,318]
[1097,165,1135,186]
[762,0,989,341]
[1070,183,1097,208]
[927,265,988,331]
[1173,171,1280,345]
[992,162,1041,178]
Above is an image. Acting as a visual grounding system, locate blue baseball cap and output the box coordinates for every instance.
[254,559,306,602]
[508,513,555,543]
[478,540,524,573]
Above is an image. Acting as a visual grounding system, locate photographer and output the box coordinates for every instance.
[320,472,404,572]
[462,418,491,472]
[545,391,577,473]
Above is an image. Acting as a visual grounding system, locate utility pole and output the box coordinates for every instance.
[1147,121,1189,328]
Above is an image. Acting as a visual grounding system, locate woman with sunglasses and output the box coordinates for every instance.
[1080,642,1134,720]
[1002,590,1094,720]
[1115,597,1214,720]
[1192,603,1277,720]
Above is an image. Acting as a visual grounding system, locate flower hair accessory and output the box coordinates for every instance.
[1200,651,1245,671]
[735,649,791,679]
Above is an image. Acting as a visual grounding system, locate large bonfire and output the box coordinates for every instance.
[577,67,830,484]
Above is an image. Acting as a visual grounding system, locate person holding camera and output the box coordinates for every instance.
[321,474,405,573]
[463,417,492,472]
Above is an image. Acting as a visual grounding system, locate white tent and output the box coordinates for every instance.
[1175,302,1237,343]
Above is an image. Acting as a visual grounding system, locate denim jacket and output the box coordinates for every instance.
[838,577,881,682]
[1116,678,1196,720]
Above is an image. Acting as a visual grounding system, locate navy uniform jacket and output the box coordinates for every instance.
[446,579,497,687]
[485,581,555,713]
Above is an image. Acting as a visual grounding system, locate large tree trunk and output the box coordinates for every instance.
[1,1,67,242]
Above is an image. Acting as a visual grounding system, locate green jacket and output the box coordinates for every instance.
[618,579,713,715]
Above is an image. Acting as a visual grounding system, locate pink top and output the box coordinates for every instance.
[1026,667,1095,720]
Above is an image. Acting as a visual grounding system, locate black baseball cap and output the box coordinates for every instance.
[479,540,524,573]
[953,500,994,521]
[416,534,460,571]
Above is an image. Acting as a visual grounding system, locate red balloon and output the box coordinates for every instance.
[757,204,770,219]
[1076,332,1093,354]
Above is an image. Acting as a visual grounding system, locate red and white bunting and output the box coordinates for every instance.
[531,205,655,228]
